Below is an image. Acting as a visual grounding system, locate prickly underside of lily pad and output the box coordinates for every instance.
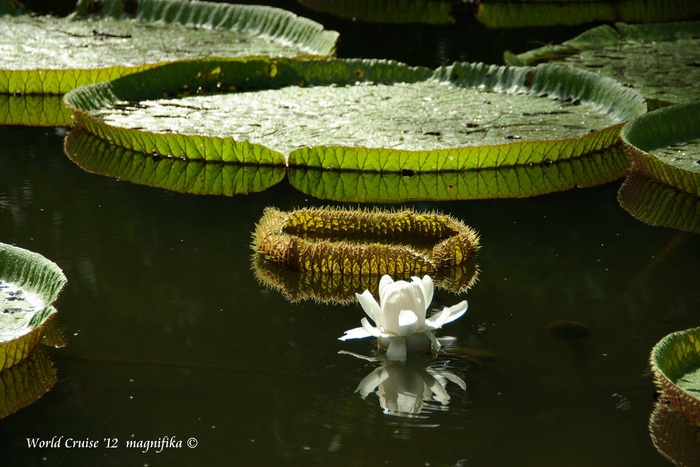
[252,206,479,276]
[650,327,700,427]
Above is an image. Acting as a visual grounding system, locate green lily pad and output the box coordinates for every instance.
[0,243,67,371]
[477,0,700,29]
[64,127,286,196]
[0,0,338,95]
[296,0,456,24]
[618,170,700,234]
[621,102,700,197]
[64,57,645,176]
[505,21,700,107]
[651,327,700,427]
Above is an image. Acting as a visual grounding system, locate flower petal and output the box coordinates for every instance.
[382,281,425,334]
[361,317,384,337]
[338,326,374,341]
[378,274,394,303]
[426,330,441,353]
[355,290,380,323]
[396,310,420,337]
[385,337,407,362]
[426,300,468,330]
[418,275,434,312]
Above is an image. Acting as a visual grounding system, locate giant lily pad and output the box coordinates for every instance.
[476,0,700,29]
[64,57,645,177]
[0,0,338,95]
[0,243,67,371]
[505,21,700,107]
[621,102,700,197]
[651,327,700,427]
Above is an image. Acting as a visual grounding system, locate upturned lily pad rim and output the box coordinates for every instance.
[651,327,700,427]
[0,243,67,371]
[64,56,646,170]
[621,102,700,197]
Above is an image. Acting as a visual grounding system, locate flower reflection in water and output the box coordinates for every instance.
[340,351,466,419]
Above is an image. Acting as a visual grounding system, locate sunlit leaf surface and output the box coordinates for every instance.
[0,0,338,94]
[505,21,700,106]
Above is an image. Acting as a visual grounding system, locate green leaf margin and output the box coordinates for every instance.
[651,326,700,427]
[0,243,67,371]
[621,102,700,197]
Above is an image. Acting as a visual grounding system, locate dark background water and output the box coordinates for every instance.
[1,1,699,466]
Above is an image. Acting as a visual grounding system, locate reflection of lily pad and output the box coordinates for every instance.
[651,327,700,427]
[477,1,700,29]
[65,57,645,174]
[0,243,66,371]
[0,0,338,94]
[0,349,56,420]
[621,102,700,197]
[252,206,479,277]
[0,94,72,127]
[297,0,456,24]
[649,400,700,467]
[252,254,478,304]
[64,127,286,196]
[289,144,630,202]
[618,170,700,234]
[505,21,700,107]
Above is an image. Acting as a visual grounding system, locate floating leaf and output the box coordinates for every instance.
[618,170,700,234]
[0,349,56,420]
[621,102,700,197]
[505,21,700,107]
[64,57,645,176]
[0,243,67,371]
[296,0,456,24]
[0,0,338,95]
[64,127,286,196]
[650,327,700,427]
[288,144,630,202]
[476,0,700,29]
[251,206,480,277]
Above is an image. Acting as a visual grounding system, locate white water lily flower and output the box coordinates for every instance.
[339,275,468,361]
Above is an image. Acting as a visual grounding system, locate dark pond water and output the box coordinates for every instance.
[1,1,699,466]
